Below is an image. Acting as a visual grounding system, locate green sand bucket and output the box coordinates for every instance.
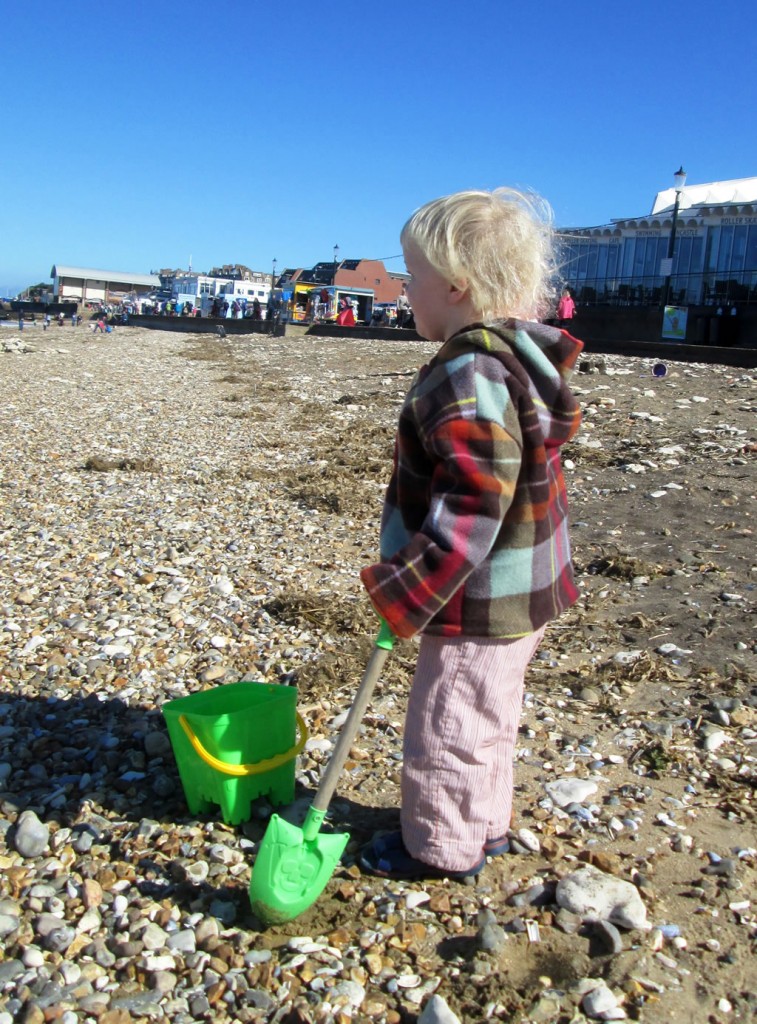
[162,681,308,825]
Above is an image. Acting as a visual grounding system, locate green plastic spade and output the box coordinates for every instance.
[249,620,394,925]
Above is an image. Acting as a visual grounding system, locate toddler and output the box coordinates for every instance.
[360,188,583,879]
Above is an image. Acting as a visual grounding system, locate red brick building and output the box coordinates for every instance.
[334,259,408,302]
[281,258,408,302]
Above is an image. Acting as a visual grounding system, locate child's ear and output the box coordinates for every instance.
[448,280,469,305]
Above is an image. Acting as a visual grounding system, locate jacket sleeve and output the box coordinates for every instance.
[360,415,522,638]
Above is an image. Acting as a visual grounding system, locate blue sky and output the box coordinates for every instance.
[1,0,754,296]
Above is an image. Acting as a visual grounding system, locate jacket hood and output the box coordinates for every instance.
[440,320,583,447]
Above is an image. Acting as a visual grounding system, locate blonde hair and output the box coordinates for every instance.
[400,187,555,322]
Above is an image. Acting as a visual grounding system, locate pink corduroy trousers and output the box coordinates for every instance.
[400,627,545,872]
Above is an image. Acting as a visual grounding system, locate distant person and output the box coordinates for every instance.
[556,287,576,328]
[18,312,24,331]
[266,292,283,323]
[396,283,412,328]
[252,297,262,319]
[58,311,65,327]
[43,313,51,330]
[337,295,355,326]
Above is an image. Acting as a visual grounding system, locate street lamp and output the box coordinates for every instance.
[333,244,340,280]
[271,257,277,292]
[661,166,687,309]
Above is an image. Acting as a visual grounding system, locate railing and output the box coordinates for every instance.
[565,271,757,308]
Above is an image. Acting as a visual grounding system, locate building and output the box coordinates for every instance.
[279,258,408,302]
[51,265,161,305]
[171,269,272,308]
[558,176,757,308]
[334,259,409,302]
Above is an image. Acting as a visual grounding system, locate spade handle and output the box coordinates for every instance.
[311,621,394,814]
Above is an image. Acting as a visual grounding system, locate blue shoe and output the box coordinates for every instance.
[484,835,511,858]
[360,831,484,881]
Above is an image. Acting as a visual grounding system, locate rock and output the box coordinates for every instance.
[418,994,462,1024]
[0,914,19,939]
[477,921,508,952]
[405,890,431,909]
[13,810,49,858]
[703,729,728,752]
[512,827,541,853]
[556,865,649,930]
[592,919,624,954]
[581,980,626,1019]
[545,778,598,808]
[144,731,172,757]
[332,980,366,1007]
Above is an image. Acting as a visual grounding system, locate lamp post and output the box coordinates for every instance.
[333,244,340,283]
[271,257,277,293]
[661,166,687,309]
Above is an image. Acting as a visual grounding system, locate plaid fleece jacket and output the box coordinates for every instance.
[360,321,583,639]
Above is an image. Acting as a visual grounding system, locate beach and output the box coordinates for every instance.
[0,323,755,1023]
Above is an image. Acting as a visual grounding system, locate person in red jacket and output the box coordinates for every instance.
[359,188,583,881]
[336,295,355,326]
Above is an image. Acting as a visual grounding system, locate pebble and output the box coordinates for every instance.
[405,890,430,909]
[12,810,49,858]
[593,919,624,954]
[545,778,598,808]
[703,730,728,752]
[477,920,508,952]
[556,865,649,930]
[512,826,541,852]
[418,994,463,1024]
[331,979,366,1006]
[582,980,626,1019]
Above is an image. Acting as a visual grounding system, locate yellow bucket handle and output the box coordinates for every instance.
[177,711,309,777]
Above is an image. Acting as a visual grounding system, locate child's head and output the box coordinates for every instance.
[400,187,554,323]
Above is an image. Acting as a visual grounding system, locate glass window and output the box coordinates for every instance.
[607,245,619,281]
[581,242,594,280]
[586,245,598,282]
[690,236,704,273]
[705,227,720,272]
[717,225,734,273]
[563,243,579,284]
[745,226,757,272]
[643,238,658,280]
[731,226,747,272]
[676,236,692,275]
[633,238,646,281]
[597,244,608,281]
[622,238,635,278]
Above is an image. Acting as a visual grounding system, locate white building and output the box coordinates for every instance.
[51,265,161,304]
[172,271,273,311]
[558,175,757,308]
